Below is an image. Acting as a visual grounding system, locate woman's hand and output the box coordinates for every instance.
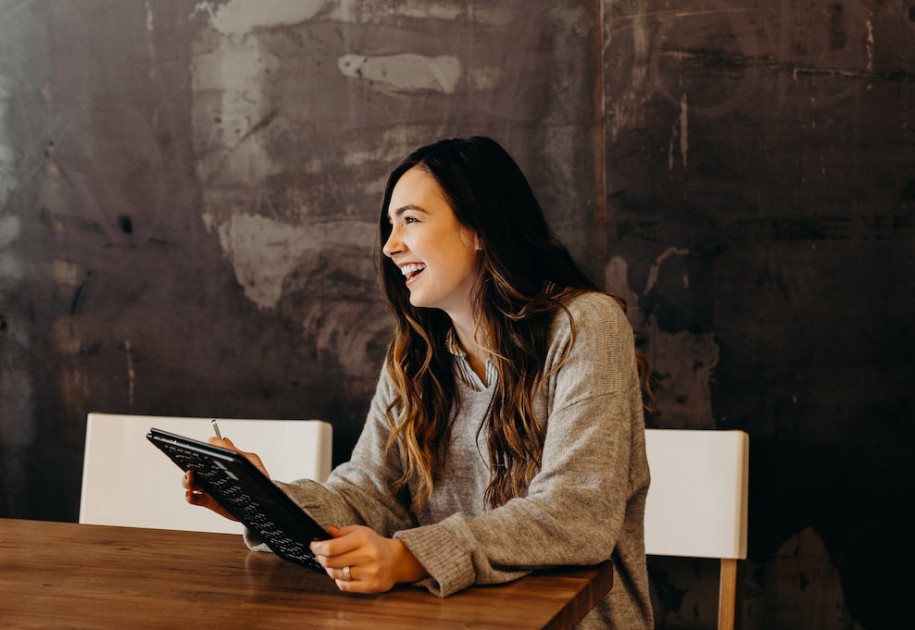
[309,525,429,593]
[181,437,270,521]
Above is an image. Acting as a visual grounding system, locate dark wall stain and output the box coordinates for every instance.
[829,3,847,51]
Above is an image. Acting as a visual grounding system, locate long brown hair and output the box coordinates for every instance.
[377,137,648,510]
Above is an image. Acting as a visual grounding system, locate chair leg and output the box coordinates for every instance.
[717,558,738,630]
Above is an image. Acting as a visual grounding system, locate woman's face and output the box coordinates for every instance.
[383,166,480,320]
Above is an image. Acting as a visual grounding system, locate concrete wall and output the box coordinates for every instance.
[1,1,911,628]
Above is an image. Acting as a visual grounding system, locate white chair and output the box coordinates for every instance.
[79,412,333,534]
[644,429,749,630]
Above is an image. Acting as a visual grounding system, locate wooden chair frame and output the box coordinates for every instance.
[644,429,749,630]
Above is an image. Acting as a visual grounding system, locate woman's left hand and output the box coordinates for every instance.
[309,525,428,593]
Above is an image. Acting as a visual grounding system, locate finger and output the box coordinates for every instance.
[333,570,388,595]
[310,530,362,560]
[329,565,353,583]
[186,485,215,505]
[319,550,363,574]
[329,565,368,592]
[207,436,235,449]
[186,488,239,521]
[186,487,208,505]
[183,470,205,492]
[205,438,270,477]
[335,578,361,592]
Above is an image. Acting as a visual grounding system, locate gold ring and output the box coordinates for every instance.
[343,566,352,582]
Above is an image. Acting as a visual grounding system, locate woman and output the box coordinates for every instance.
[185,137,653,629]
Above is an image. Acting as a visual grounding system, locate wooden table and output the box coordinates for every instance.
[0,519,613,630]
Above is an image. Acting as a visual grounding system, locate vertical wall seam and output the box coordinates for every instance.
[595,0,608,283]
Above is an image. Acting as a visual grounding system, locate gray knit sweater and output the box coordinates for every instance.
[250,292,653,629]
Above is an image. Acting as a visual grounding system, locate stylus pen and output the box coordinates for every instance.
[211,419,223,439]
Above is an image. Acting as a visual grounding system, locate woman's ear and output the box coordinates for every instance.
[474,234,483,251]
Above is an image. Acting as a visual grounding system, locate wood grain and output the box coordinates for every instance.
[0,519,613,630]
[717,557,738,630]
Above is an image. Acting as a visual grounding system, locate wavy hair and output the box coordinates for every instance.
[377,137,648,509]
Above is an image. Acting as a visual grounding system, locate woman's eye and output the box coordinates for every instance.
[404,216,418,224]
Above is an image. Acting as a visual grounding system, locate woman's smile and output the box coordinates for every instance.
[383,167,480,320]
[401,263,427,286]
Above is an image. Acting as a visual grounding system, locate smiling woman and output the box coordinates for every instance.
[184,136,653,630]
[383,167,482,347]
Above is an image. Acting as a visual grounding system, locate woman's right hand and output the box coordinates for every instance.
[181,437,271,521]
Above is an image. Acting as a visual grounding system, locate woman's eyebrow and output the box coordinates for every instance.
[388,204,428,220]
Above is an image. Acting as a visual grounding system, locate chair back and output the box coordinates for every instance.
[643,429,749,630]
[79,412,332,534]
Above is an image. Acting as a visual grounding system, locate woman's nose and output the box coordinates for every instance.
[383,228,403,257]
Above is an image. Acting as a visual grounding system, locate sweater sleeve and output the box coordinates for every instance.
[394,293,650,597]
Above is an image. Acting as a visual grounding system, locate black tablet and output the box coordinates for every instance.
[147,427,330,572]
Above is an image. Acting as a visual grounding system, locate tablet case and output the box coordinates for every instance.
[147,427,330,572]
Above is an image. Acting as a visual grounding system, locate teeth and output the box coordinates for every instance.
[401,263,426,277]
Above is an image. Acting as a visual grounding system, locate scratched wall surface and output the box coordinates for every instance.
[0,1,912,629]
[0,0,601,544]
[601,1,915,629]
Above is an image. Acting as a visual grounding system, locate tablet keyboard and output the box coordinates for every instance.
[155,437,325,572]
